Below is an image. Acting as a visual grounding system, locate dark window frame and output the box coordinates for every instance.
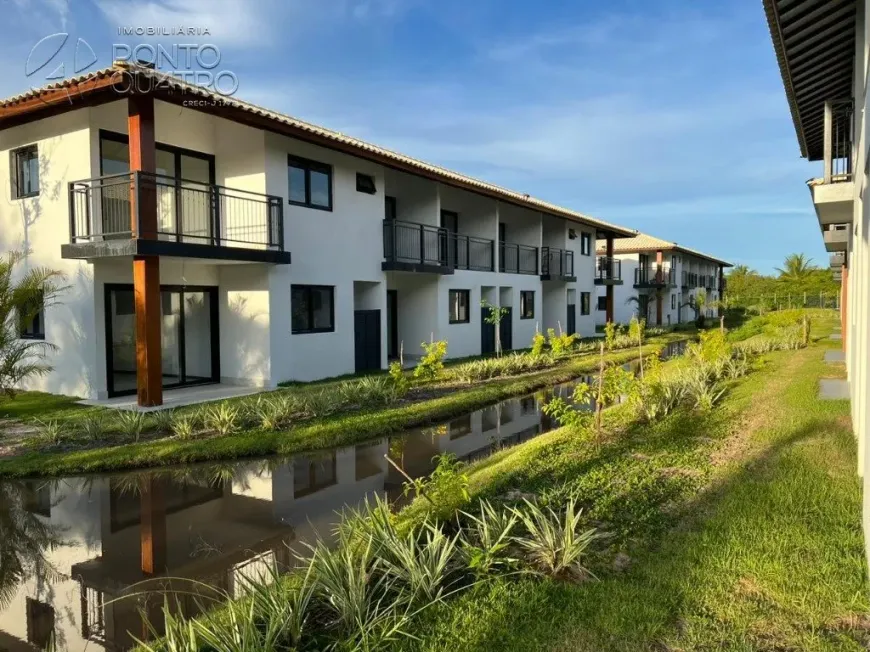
[597,295,607,311]
[385,195,397,220]
[580,291,591,315]
[520,290,535,319]
[671,294,676,310]
[287,155,333,211]
[291,284,336,334]
[18,290,45,340]
[448,289,470,324]
[580,232,592,256]
[11,144,40,199]
[356,172,377,195]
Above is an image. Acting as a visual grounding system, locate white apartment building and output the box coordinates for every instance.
[763,0,870,565]
[594,233,731,327]
[0,62,636,407]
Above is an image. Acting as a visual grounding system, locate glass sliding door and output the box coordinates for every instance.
[98,131,215,244]
[105,285,218,397]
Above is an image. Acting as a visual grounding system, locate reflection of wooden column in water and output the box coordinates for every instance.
[140,478,167,575]
[139,476,168,642]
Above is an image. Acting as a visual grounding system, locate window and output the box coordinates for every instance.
[580,292,591,315]
[356,172,377,194]
[520,291,535,319]
[597,295,607,311]
[449,290,470,324]
[580,232,591,256]
[291,285,335,333]
[288,155,332,210]
[11,145,39,199]
[26,598,55,650]
[19,290,45,340]
[671,294,676,310]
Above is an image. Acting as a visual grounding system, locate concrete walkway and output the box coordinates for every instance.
[819,378,849,400]
[824,350,845,363]
[830,333,842,341]
[79,383,265,411]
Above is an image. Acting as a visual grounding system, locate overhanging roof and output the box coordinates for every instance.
[763,0,857,160]
[0,64,636,238]
[596,232,733,267]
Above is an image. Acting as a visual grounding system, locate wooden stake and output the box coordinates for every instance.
[595,342,604,442]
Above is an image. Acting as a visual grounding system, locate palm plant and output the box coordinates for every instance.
[775,253,815,281]
[0,251,66,398]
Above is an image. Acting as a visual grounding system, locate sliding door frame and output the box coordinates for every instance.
[104,283,220,398]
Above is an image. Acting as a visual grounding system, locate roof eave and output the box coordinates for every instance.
[763,0,811,159]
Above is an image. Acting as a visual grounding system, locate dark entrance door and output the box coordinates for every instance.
[499,307,513,352]
[354,309,382,373]
[105,284,219,397]
[481,307,496,355]
[386,290,398,359]
[441,210,459,267]
[567,303,576,335]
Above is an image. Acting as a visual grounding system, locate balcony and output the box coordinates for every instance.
[823,224,848,252]
[500,242,539,275]
[682,271,698,288]
[540,247,575,281]
[62,172,290,264]
[808,100,854,228]
[830,252,846,268]
[634,265,675,288]
[382,219,494,274]
[594,256,623,285]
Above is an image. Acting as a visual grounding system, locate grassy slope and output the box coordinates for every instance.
[400,320,869,651]
[0,341,680,479]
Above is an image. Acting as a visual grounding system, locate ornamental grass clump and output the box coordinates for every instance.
[510,496,599,580]
[204,402,240,436]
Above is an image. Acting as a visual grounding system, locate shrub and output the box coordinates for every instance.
[510,496,598,580]
[115,410,146,441]
[531,330,547,357]
[34,419,66,446]
[628,316,645,343]
[204,402,240,436]
[79,413,107,441]
[459,499,519,577]
[170,412,196,440]
[541,381,593,429]
[149,408,175,435]
[388,361,410,398]
[547,329,577,358]
[604,321,618,350]
[405,454,470,521]
[414,340,447,380]
[338,376,402,408]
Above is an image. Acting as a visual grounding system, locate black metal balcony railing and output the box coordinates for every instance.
[383,219,494,271]
[595,256,622,282]
[823,100,853,184]
[446,232,495,271]
[541,247,574,279]
[68,171,285,250]
[500,242,539,275]
[634,265,675,287]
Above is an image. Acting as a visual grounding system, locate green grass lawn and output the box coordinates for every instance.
[0,337,688,479]
[397,316,868,651]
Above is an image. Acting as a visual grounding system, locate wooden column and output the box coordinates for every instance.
[842,263,848,353]
[655,249,663,326]
[605,235,614,323]
[129,95,162,407]
[140,477,167,575]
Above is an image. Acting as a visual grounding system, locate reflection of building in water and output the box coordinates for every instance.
[0,388,563,652]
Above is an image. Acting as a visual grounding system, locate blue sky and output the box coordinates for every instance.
[0,0,823,273]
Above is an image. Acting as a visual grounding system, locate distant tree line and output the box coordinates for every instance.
[725,254,840,310]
